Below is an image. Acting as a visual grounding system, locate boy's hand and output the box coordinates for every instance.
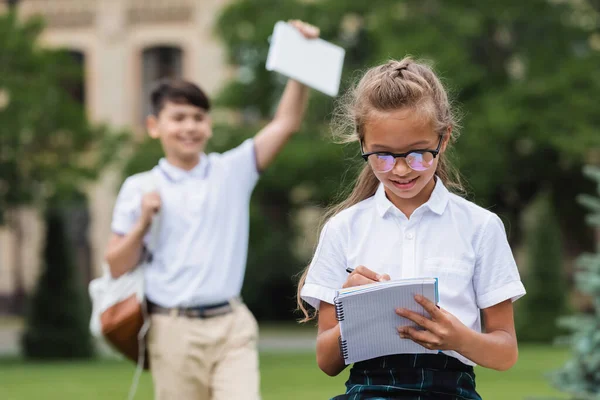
[395,295,472,353]
[288,19,320,39]
[139,191,161,230]
[342,265,391,288]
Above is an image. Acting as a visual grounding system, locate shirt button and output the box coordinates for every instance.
[405,232,414,240]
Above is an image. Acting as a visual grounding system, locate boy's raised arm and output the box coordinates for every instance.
[253,20,319,172]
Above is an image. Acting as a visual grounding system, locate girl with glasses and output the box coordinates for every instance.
[296,58,526,399]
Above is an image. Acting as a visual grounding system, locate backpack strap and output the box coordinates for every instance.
[128,170,160,400]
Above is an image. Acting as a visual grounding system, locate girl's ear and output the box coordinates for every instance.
[147,115,159,139]
[440,126,452,153]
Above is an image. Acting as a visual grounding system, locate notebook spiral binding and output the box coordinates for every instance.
[334,297,345,321]
[338,335,349,360]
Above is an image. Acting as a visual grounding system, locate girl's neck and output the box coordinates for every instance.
[165,154,201,171]
[386,177,436,219]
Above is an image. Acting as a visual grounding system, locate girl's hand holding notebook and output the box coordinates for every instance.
[334,276,440,364]
[397,295,472,353]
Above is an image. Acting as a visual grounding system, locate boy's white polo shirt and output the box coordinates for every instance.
[111,139,259,308]
[301,179,526,366]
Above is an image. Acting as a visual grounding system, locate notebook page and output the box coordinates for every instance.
[338,281,437,365]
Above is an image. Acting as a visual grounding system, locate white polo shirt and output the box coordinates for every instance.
[300,178,526,366]
[111,139,259,308]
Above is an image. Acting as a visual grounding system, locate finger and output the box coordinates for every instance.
[300,24,319,38]
[408,338,437,351]
[342,269,378,288]
[303,26,320,39]
[353,265,383,282]
[289,20,319,39]
[414,294,442,318]
[399,327,441,348]
[349,273,378,287]
[145,193,159,203]
[396,308,437,333]
[288,20,302,30]
[380,273,391,281]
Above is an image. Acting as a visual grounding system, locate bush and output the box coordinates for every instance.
[517,191,568,343]
[21,204,94,359]
[553,166,600,396]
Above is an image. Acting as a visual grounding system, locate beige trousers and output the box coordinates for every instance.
[147,302,260,400]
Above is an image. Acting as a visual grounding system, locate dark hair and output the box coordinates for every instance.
[150,78,211,115]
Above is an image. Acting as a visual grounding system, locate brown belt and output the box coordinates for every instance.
[147,299,236,319]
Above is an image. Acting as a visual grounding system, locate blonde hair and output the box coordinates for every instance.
[296,57,465,321]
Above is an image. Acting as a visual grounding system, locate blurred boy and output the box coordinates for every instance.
[105,20,320,400]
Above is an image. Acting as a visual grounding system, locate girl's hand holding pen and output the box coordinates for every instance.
[342,265,390,288]
[395,295,471,352]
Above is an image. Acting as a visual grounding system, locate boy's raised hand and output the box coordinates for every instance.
[342,265,391,288]
[288,19,320,39]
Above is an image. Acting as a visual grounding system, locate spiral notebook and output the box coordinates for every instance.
[335,278,439,365]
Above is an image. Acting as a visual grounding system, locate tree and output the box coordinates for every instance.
[123,0,600,319]
[21,200,94,359]
[553,166,600,397]
[0,11,126,312]
[516,192,568,342]
[212,0,600,319]
[212,0,600,318]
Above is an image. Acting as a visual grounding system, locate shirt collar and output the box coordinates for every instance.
[158,154,209,182]
[374,176,449,218]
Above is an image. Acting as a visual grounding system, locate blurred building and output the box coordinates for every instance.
[0,0,233,312]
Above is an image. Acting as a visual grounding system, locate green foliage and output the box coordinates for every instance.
[215,0,600,248]
[553,166,600,398]
[517,192,568,343]
[0,11,128,222]
[124,0,600,319]
[211,0,600,319]
[21,202,94,359]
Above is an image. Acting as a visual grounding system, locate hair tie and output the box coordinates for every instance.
[395,65,409,77]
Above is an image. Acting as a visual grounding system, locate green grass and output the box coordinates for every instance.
[0,316,23,329]
[0,345,569,400]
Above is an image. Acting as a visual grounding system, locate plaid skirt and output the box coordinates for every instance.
[331,353,482,400]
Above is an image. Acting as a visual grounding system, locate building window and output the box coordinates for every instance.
[141,46,183,120]
[64,50,86,105]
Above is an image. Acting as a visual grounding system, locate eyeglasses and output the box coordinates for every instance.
[360,136,443,173]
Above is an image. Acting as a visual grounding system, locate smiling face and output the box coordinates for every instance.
[362,107,448,216]
[147,101,213,170]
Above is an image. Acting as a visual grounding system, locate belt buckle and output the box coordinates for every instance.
[180,301,235,319]
[181,306,210,319]
[203,306,226,318]
[183,308,202,318]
